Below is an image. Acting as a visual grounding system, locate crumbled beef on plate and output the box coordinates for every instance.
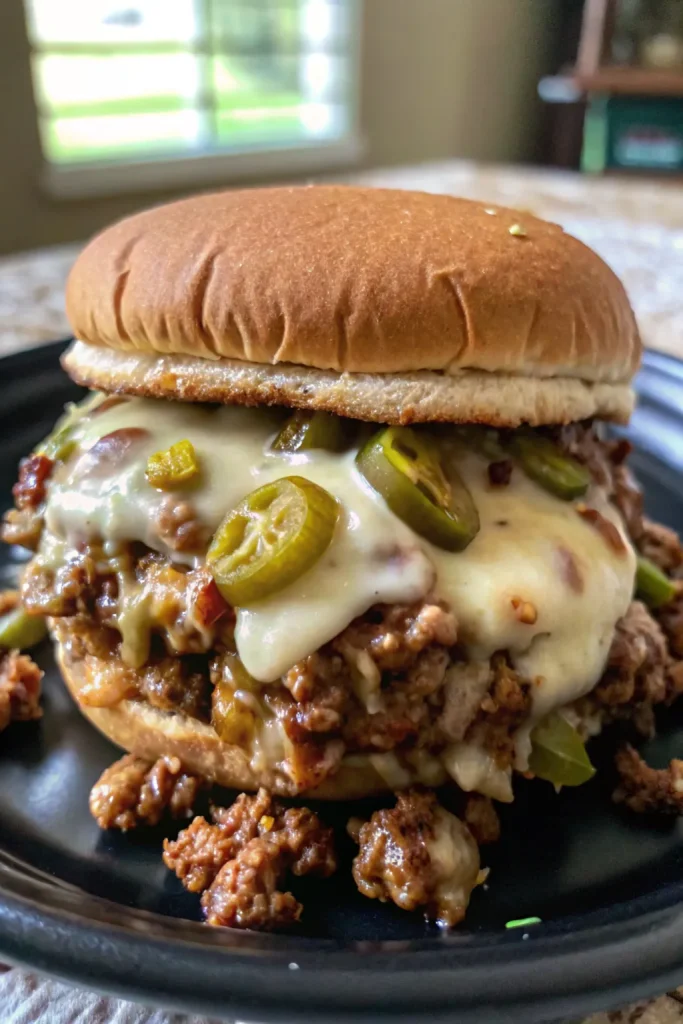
[163,788,274,892]
[89,754,202,831]
[0,649,43,733]
[164,788,336,930]
[349,788,481,927]
[614,744,683,815]
[463,793,501,845]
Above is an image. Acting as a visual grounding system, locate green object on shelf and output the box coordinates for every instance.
[582,95,609,173]
[582,96,683,174]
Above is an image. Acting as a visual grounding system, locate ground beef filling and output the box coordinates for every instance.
[253,601,459,789]
[559,425,683,800]
[163,788,337,930]
[10,421,683,799]
[574,600,678,739]
[21,553,232,655]
[50,589,533,793]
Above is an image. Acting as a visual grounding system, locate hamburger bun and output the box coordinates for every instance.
[63,340,635,428]
[56,639,411,800]
[63,186,641,427]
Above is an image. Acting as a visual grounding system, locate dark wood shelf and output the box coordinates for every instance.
[576,66,683,96]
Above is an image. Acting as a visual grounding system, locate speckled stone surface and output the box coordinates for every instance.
[0,161,682,1023]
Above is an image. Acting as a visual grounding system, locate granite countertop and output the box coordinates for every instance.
[1,160,682,1024]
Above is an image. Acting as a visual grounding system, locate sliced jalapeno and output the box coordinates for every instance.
[636,555,678,608]
[454,426,507,461]
[528,712,596,787]
[356,426,479,552]
[146,439,200,490]
[271,410,352,453]
[207,475,339,606]
[0,608,48,650]
[510,433,590,501]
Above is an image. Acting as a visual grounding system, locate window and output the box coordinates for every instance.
[24,0,361,196]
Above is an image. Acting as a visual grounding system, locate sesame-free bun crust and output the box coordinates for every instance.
[56,641,399,800]
[66,186,641,394]
[63,339,635,427]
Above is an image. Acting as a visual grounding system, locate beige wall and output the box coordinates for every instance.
[362,0,554,167]
[0,0,554,256]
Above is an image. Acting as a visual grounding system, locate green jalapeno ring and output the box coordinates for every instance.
[509,433,590,501]
[453,425,508,462]
[356,427,480,552]
[636,555,678,609]
[271,410,353,454]
[0,608,48,650]
[528,712,596,787]
[207,475,339,607]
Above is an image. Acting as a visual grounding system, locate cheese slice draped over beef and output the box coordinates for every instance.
[39,396,636,729]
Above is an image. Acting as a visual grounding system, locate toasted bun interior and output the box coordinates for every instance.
[57,642,395,800]
[66,186,641,391]
[63,339,635,427]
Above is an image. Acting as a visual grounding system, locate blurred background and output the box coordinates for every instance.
[2,0,557,253]
[0,0,681,355]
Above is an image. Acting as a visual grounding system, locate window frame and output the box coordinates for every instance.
[26,0,364,200]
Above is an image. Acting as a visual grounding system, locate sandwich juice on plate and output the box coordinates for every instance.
[4,186,682,930]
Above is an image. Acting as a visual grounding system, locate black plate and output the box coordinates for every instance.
[1,342,683,1023]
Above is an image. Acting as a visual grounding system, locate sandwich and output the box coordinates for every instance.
[4,185,682,930]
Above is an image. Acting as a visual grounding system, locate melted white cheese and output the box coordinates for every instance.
[40,396,636,729]
[426,807,481,927]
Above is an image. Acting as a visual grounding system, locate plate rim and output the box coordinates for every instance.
[4,850,683,1022]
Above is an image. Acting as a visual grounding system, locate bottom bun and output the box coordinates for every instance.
[56,641,397,800]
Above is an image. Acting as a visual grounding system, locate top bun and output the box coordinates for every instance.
[64,186,641,426]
